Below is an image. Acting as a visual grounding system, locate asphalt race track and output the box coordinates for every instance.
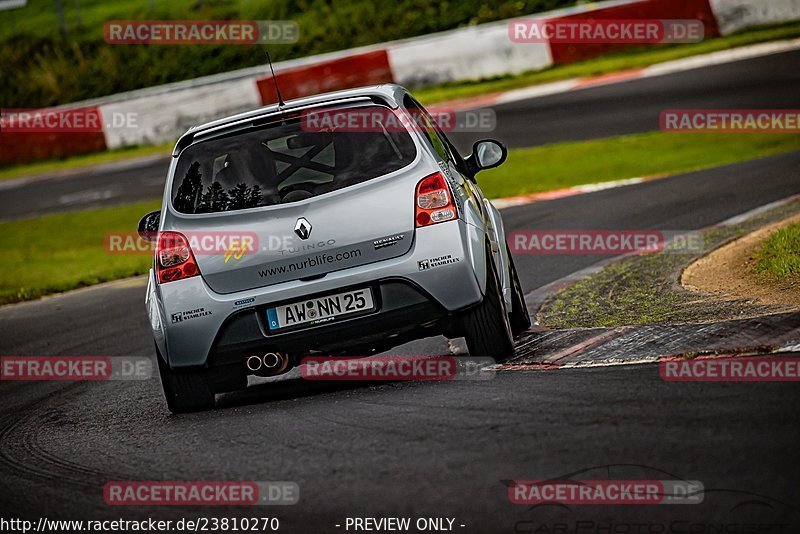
[450,47,800,150]
[1,49,800,531]
[1,48,798,220]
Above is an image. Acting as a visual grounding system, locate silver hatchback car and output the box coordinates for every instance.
[140,84,530,413]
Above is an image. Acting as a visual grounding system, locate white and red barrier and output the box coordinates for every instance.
[2,0,798,165]
[544,0,720,65]
[0,106,108,165]
[710,0,800,35]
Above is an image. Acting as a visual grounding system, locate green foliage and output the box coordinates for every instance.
[756,223,800,279]
[1,0,576,107]
[0,201,160,304]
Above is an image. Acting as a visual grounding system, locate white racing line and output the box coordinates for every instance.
[553,349,800,370]
[489,176,657,210]
[558,356,664,369]
[58,189,116,205]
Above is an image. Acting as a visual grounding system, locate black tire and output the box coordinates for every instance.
[462,250,515,359]
[507,245,532,336]
[156,347,215,414]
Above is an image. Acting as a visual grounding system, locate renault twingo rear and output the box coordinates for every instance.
[140,84,530,413]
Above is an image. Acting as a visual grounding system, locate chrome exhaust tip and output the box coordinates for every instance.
[246,355,263,372]
[263,352,280,368]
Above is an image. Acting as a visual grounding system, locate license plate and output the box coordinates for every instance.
[265,288,375,332]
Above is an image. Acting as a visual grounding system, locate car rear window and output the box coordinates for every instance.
[171,105,417,214]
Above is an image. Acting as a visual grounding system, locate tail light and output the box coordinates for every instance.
[155,231,199,283]
[415,172,457,227]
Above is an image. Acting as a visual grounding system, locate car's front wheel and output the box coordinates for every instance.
[462,251,515,360]
[156,347,215,413]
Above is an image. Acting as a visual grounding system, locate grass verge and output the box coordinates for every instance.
[0,143,172,182]
[0,201,159,304]
[756,222,800,279]
[416,20,800,104]
[478,132,800,199]
[538,200,800,329]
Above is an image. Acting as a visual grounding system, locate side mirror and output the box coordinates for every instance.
[465,139,507,177]
[137,211,161,242]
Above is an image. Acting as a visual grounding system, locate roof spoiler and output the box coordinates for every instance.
[172,94,393,157]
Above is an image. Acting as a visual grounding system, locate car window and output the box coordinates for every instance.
[171,105,417,214]
[403,95,453,163]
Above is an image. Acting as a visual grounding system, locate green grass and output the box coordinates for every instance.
[0,201,159,304]
[0,143,172,181]
[756,222,800,279]
[477,132,800,199]
[416,20,800,104]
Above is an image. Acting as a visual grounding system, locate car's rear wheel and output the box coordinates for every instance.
[156,346,215,413]
[507,245,532,336]
[462,250,515,359]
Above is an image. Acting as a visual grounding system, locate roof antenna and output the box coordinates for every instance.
[265,51,286,109]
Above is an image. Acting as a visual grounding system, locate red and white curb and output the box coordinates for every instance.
[489,176,664,211]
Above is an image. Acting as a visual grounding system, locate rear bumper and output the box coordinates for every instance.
[209,279,453,366]
[148,219,487,368]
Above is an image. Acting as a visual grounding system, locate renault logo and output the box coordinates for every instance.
[294,217,312,240]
